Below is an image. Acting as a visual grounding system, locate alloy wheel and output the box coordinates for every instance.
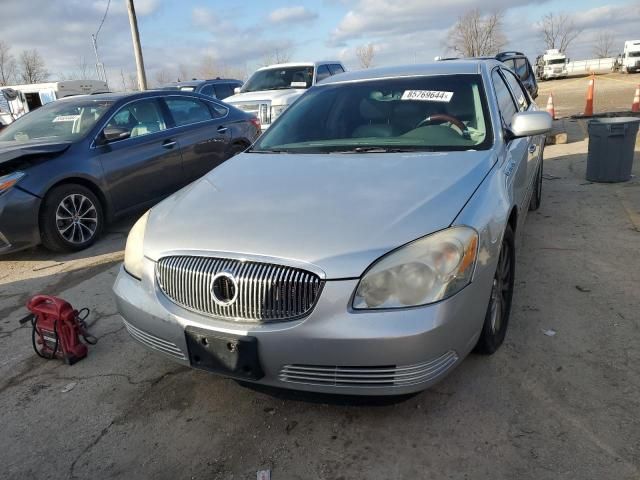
[489,241,511,334]
[55,194,99,244]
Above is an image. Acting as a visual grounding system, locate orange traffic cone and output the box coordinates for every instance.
[546,93,556,120]
[632,84,640,113]
[584,75,595,116]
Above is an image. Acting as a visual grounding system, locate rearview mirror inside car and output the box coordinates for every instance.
[102,126,130,142]
[508,111,552,139]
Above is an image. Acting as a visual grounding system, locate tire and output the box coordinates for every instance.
[529,158,543,211]
[474,225,515,355]
[40,184,104,252]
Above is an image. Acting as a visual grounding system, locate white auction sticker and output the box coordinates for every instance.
[52,115,81,123]
[401,90,454,102]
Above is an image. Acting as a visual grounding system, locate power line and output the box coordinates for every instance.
[95,0,111,40]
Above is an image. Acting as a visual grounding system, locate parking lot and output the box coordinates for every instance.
[538,73,640,118]
[1,119,639,479]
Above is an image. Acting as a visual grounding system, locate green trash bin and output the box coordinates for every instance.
[586,117,639,182]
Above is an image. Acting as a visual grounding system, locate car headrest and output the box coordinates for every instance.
[359,99,390,121]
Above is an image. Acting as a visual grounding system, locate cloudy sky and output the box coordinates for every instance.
[1,0,639,88]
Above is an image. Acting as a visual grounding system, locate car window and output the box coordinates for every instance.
[241,66,314,92]
[200,84,215,97]
[105,99,166,138]
[503,59,515,71]
[209,102,228,118]
[165,97,213,126]
[316,65,331,82]
[0,99,113,142]
[491,70,518,125]
[213,84,234,99]
[252,74,492,153]
[514,58,529,81]
[502,69,530,112]
[328,64,345,75]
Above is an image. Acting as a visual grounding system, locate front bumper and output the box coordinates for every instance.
[0,187,41,254]
[113,257,491,396]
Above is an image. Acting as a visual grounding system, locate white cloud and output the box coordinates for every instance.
[268,6,318,24]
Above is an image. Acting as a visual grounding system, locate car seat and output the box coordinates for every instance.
[352,98,397,138]
[130,102,163,137]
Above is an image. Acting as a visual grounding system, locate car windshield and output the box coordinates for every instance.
[629,51,640,58]
[0,98,113,142]
[241,66,314,93]
[251,75,492,153]
[547,59,566,65]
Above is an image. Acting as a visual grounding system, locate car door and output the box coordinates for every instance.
[491,69,529,224]
[162,96,231,182]
[95,97,184,214]
[501,68,540,198]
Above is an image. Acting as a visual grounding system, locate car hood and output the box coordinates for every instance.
[225,89,305,106]
[144,150,495,278]
[0,139,72,166]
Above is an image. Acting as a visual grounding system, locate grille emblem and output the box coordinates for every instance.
[210,272,238,307]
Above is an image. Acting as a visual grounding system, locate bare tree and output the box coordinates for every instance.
[19,49,48,84]
[154,69,170,86]
[0,40,17,86]
[593,31,615,58]
[538,13,581,53]
[177,63,191,81]
[199,55,218,78]
[261,47,292,66]
[355,43,376,69]
[447,9,506,57]
[76,56,89,79]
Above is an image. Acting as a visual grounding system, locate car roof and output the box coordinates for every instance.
[56,90,213,103]
[162,78,241,87]
[257,61,342,71]
[319,60,497,85]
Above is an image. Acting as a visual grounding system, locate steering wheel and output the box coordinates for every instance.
[416,113,469,138]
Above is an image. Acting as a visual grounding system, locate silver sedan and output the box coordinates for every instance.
[113,60,551,396]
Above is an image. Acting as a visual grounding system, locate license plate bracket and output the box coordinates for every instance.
[185,326,264,380]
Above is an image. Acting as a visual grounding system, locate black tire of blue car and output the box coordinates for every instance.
[40,184,104,252]
[529,159,543,211]
[474,225,515,355]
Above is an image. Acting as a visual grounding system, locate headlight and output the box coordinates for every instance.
[353,226,478,309]
[0,171,25,195]
[124,210,150,280]
[270,105,288,121]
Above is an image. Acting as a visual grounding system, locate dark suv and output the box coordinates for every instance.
[495,52,538,99]
[160,78,243,100]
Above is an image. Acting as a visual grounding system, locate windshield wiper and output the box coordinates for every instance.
[336,146,433,153]
[248,148,291,154]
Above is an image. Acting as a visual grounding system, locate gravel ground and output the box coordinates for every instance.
[1,128,639,479]
[537,73,640,118]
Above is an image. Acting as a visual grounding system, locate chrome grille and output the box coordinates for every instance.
[156,256,323,322]
[279,351,458,388]
[233,102,270,124]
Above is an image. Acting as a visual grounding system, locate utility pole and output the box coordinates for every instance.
[126,0,147,90]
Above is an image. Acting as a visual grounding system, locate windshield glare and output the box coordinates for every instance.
[0,99,113,143]
[252,75,492,153]
[547,59,566,65]
[241,66,314,93]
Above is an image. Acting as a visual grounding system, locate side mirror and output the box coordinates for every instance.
[507,111,552,139]
[102,126,130,142]
[233,87,241,94]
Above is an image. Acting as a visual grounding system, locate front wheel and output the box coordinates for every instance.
[529,159,543,211]
[40,184,104,252]
[474,225,515,355]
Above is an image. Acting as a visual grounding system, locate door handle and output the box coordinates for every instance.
[217,126,228,134]
[528,144,537,154]
[162,140,177,149]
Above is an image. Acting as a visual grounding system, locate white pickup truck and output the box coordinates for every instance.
[224,61,346,130]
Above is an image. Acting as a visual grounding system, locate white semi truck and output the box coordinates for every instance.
[622,40,640,73]
[535,49,568,81]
